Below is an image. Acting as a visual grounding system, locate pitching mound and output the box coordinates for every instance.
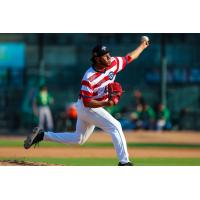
[0,160,63,166]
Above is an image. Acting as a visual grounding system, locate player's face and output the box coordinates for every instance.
[99,53,111,66]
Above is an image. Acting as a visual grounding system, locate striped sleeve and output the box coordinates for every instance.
[80,80,93,103]
[115,56,127,73]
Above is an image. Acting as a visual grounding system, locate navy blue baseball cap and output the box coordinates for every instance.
[92,45,110,58]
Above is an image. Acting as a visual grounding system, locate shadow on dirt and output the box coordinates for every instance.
[0,160,63,166]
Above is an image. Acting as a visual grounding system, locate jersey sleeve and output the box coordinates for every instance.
[80,80,93,103]
[114,56,128,73]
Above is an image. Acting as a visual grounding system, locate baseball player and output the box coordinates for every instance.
[24,36,149,166]
[33,85,54,131]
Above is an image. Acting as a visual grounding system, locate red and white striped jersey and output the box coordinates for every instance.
[79,56,128,104]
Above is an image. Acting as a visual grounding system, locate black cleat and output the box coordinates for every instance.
[24,127,44,149]
[118,162,133,166]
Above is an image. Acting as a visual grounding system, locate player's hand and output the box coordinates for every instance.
[141,40,149,48]
[141,36,149,49]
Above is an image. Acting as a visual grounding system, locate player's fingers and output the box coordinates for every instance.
[144,40,149,47]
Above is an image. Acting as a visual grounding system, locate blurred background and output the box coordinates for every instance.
[1,33,200,134]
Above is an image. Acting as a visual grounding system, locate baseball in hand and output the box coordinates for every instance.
[141,36,149,43]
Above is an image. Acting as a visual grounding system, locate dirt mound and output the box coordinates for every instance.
[0,160,63,166]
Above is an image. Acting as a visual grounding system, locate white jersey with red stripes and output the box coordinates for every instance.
[79,56,127,103]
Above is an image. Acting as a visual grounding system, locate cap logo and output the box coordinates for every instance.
[102,46,107,51]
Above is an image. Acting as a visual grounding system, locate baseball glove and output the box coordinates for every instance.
[107,82,123,105]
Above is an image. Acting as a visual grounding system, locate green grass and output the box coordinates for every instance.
[1,140,200,148]
[1,157,200,166]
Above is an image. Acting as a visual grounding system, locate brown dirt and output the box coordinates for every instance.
[1,147,200,159]
[1,131,200,166]
[0,160,63,166]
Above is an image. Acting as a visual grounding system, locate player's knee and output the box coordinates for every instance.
[113,120,122,131]
[108,120,122,133]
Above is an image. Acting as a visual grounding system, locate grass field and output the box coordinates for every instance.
[1,132,200,166]
[1,140,200,148]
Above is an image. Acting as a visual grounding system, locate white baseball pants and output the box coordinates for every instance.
[39,106,54,131]
[44,99,130,164]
